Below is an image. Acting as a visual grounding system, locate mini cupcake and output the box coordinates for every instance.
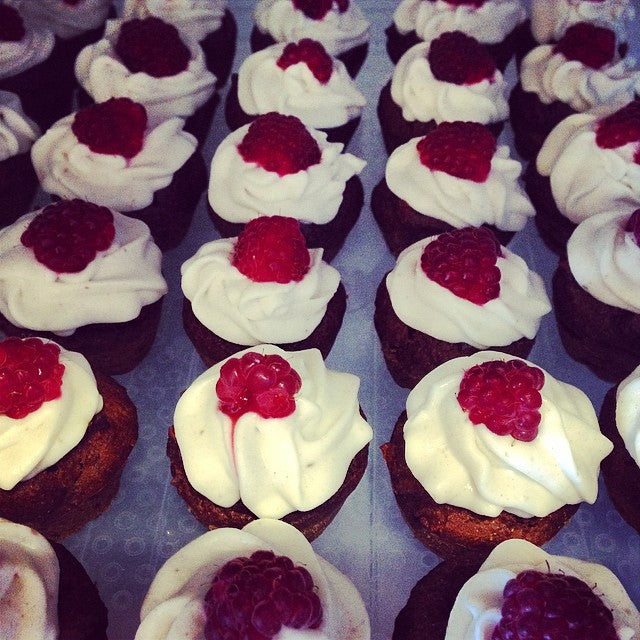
[225,38,366,147]
[371,121,534,257]
[0,199,168,375]
[135,519,370,640]
[167,344,373,541]
[374,227,551,389]
[251,0,370,78]
[0,336,138,540]
[382,351,613,562]
[207,112,366,262]
[377,31,508,154]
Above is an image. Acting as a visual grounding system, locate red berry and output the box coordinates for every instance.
[114,17,190,78]
[457,359,545,442]
[0,337,66,420]
[553,22,616,69]
[428,31,496,85]
[292,0,348,20]
[420,227,502,305]
[624,209,640,246]
[71,97,147,159]
[0,5,25,41]
[417,121,496,183]
[491,570,618,640]
[595,99,640,163]
[277,39,333,84]
[237,112,321,176]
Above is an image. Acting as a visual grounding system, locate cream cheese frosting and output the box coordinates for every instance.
[404,351,612,518]
[0,90,39,161]
[173,344,372,519]
[615,364,640,467]
[135,519,371,640]
[0,13,55,80]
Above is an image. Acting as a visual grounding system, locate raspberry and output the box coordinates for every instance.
[114,17,190,78]
[420,227,502,304]
[277,39,333,84]
[553,22,616,69]
[417,121,496,183]
[457,359,545,442]
[72,97,147,159]
[292,0,348,20]
[0,338,65,420]
[216,352,302,422]
[0,5,25,41]
[624,209,640,246]
[491,570,618,640]
[428,31,496,85]
[595,99,640,163]
[237,112,321,176]
[21,199,115,274]
[204,550,323,640]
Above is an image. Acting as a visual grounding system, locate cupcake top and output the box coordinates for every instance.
[404,351,612,518]
[236,39,366,129]
[0,90,39,161]
[615,363,640,467]
[173,344,372,519]
[385,121,534,231]
[208,112,365,224]
[0,199,168,335]
[135,519,370,640]
[0,337,103,490]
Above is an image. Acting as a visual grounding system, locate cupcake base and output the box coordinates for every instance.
[200,9,238,87]
[0,152,39,228]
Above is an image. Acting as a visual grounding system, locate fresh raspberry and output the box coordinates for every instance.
[428,31,496,85]
[624,209,640,246]
[216,352,302,422]
[491,570,618,640]
[0,5,25,41]
[595,99,640,163]
[420,227,502,304]
[553,22,616,69]
[114,17,190,78]
[417,121,496,182]
[71,97,147,159]
[237,112,321,176]
[204,550,323,640]
[292,0,348,20]
[277,39,333,84]
[457,359,545,442]
[21,199,115,274]
[0,338,66,420]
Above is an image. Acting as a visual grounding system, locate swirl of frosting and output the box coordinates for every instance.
[446,539,640,640]
[0,340,103,490]
[31,114,197,212]
[208,123,365,224]
[404,351,612,518]
[181,238,340,345]
[0,209,168,335]
[616,364,640,467]
[173,344,372,519]
[0,16,55,80]
[385,137,534,231]
[386,236,550,348]
[236,43,366,129]
[135,519,371,640]
[253,0,370,56]
[0,91,39,161]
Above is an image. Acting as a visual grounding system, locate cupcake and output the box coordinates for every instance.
[0,336,138,540]
[377,31,508,154]
[225,38,366,147]
[374,227,551,389]
[31,97,207,250]
[207,112,366,262]
[135,519,370,640]
[371,121,534,257]
[182,216,346,367]
[0,199,168,375]
[382,351,613,562]
[251,0,370,78]
[167,344,373,541]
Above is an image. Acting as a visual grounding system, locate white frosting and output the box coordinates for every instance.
[253,0,370,56]
[173,344,372,519]
[386,236,551,348]
[208,123,365,224]
[0,208,168,335]
[236,43,366,129]
[0,91,39,161]
[616,364,640,467]
[0,14,55,80]
[446,539,640,640]
[135,519,371,640]
[390,41,508,125]
[31,113,197,212]
[0,340,103,490]
[404,351,612,518]
[75,18,216,129]
[385,137,534,231]
[181,238,340,345]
